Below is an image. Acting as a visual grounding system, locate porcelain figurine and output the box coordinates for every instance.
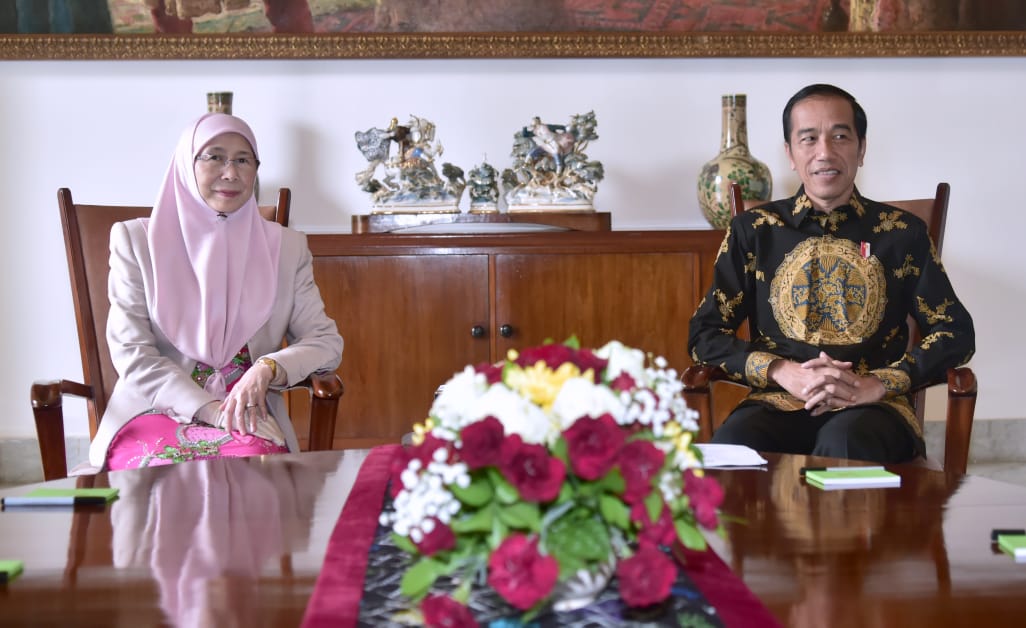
[467,162,500,213]
[502,111,604,213]
[355,115,465,214]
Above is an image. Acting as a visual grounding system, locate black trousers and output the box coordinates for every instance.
[710,403,921,464]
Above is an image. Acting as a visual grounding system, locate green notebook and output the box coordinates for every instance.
[804,468,901,490]
[0,560,24,583]
[997,534,1026,563]
[1,487,119,507]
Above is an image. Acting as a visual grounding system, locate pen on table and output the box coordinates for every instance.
[1,495,109,508]
[799,465,885,476]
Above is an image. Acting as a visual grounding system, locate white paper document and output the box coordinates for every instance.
[696,443,768,468]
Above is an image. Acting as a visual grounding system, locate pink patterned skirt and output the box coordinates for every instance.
[106,413,289,471]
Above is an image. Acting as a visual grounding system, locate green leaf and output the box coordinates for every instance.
[489,512,509,549]
[596,468,625,494]
[390,531,418,555]
[563,335,581,349]
[547,510,611,569]
[487,467,520,505]
[449,474,494,507]
[598,494,631,531]
[552,436,569,465]
[451,504,495,534]
[643,489,663,524]
[400,557,443,599]
[675,519,708,552]
[497,501,542,532]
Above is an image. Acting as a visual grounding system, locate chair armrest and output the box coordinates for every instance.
[30,379,95,481]
[289,372,344,452]
[943,366,977,475]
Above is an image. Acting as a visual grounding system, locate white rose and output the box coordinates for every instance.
[468,384,554,445]
[595,340,647,384]
[429,366,488,432]
[550,377,626,431]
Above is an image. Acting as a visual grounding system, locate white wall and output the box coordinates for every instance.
[1,56,1021,439]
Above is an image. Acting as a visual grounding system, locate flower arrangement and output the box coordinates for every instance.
[381,338,724,624]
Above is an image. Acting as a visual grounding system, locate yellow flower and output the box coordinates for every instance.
[666,422,702,472]
[504,361,590,412]
[410,417,436,446]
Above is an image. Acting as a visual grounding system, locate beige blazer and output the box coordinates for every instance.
[89,218,343,468]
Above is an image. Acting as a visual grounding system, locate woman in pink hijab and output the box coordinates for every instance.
[91,113,343,471]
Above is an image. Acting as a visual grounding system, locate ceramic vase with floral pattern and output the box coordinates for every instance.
[697,94,772,229]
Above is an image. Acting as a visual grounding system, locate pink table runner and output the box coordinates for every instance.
[301,444,781,628]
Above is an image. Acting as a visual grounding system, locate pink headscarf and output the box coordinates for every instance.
[148,113,282,393]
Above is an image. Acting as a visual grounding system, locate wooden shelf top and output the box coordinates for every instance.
[351,211,611,234]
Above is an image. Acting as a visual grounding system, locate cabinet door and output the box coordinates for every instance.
[295,254,490,449]
[494,252,704,372]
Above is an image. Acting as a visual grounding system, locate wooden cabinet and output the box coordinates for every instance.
[289,230,724,449]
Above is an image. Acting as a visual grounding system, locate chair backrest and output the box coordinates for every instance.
[727,182,952,429]
[57,187,291,439]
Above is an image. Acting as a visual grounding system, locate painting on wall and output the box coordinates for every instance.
[1,0,1025,58]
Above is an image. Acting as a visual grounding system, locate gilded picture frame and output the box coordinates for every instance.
[3,30,1026,60]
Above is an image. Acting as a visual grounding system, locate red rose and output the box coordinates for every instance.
[616,545,677,608]
[459,416,505,470]
[608,371,637,392]
[564,414,625,480]
[683,469,724,530]
[630,502,677,548]
[414,517,456,556]
[499,435,566,502]
[515,344,607,380]
[475,361,504,384]
[487,534,559,610]
[619,440,666,504]
[422,594,479,628]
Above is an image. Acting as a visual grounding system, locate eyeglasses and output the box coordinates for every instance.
[194,153,260,172]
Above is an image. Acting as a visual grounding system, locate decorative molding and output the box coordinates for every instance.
[2,31,1026,61]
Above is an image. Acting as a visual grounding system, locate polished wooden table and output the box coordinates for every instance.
[705,454,1026,627]
[1,450,1025,626]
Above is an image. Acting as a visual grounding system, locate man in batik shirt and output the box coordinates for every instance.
[687,83,975,463]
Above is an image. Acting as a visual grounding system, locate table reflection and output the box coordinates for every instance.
[108,456,333,626]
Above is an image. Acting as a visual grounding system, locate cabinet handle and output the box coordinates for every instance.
[471,325,486,338]
[499,324,514,338]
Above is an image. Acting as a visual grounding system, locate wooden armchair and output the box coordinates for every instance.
[31,188,343,481]
[683,182,977,474]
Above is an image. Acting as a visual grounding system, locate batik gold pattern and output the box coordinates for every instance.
[920,331,954,350]
[715,289,744,323]
[918,296,954,324]
[874,210,909,233]
[893,254,920,279]
[769,236,887,344]
[881,326,900,349]
[871,367,910,396]
[792,194,812,216]
[849,195,867,217]
[715,227,731,262]
[821,210,848,233]
[745,351,779,388]
[752,209,785,228]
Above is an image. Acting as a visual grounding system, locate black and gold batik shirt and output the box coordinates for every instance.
[687,187,975,439]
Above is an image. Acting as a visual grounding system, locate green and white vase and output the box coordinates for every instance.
[697,94,772,229]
